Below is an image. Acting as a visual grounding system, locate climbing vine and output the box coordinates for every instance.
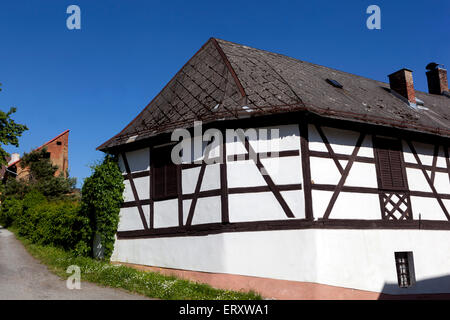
[81,154,124,260]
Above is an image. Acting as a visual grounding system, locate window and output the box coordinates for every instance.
[56,141,62,145]
[373,137,407,190]
[151,145,178,200]
[394,252,415,288]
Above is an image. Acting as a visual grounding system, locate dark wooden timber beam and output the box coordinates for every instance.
[299,119,313,220]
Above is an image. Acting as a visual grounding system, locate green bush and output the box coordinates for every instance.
[1,155,124,260]
[1,178,30,202]
[0,197,23,227]
[81,155,124,260]
[3,190,91,254]
[0,143,90,255]
[16,190,47,238]
[25,200,90,251]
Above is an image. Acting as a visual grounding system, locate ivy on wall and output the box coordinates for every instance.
[81,155,124,260]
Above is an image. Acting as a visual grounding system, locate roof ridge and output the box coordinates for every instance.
[211,38,247,100]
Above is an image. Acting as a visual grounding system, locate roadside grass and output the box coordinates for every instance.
[10,228,262,300]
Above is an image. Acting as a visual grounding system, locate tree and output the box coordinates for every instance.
[2,147,76,201]
[18,147,77,199]
[0,83,28,165]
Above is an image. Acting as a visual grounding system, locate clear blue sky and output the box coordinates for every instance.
[0,0,448,187]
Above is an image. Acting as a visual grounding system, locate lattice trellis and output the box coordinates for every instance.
[381,192,412,220]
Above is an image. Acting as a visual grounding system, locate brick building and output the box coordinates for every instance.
[2,130,69,181]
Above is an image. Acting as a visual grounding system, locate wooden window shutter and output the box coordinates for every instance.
[153,166,166,199]
[151,145,179,200]
[374,138,407,190]
[164,164,178,197]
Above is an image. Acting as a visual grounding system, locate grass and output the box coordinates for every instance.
[10,228,262,300]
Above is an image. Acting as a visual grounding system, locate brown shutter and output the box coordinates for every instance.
[151,145,179,200]
[165,164,178,197]
[389,148,406,189]
[374,138,406,190]
[153,166,166,199]
[377,148,393,189]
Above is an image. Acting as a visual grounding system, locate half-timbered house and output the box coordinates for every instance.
[98,38,450,299]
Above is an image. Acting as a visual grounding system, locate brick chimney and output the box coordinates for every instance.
[8,153,20,165]
[426,63,448,95]
[388,68,416,104]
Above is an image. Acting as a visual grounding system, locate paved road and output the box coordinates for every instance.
[0,226,149,300]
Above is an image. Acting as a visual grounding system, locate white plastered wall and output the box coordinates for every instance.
[403,141,449,221]
[225,124,305,222]
[112,228,450,294]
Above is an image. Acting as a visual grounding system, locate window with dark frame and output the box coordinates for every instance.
[394,252,415,288]
[151,145,178,201]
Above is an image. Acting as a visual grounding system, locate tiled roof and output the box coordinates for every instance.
[98,38,450,151]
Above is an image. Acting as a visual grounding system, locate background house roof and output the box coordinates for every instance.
[98,38,450,151]
[6,129,70,168]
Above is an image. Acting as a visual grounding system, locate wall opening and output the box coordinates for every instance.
[394,251,416,288]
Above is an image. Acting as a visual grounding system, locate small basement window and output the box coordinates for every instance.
[151,144,178,201]
[394,252,415,288]
[326,78,343,89]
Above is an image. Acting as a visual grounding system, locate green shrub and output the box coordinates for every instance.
[1,155,124,260]
[0,197,23,227]
[4,189,91,254]
[25,200,90,251]
[1,178,30,201]
[81,155,124,260]
[22,189,47,210]
[16,190,47,238]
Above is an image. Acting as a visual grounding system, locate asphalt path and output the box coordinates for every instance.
[0,226,149,300]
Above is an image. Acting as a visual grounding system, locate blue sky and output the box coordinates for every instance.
[0,0,448,187]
